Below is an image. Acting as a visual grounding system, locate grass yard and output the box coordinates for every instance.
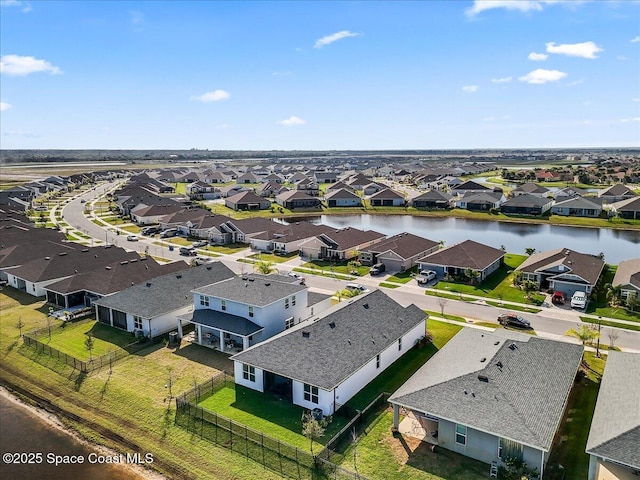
[338,412,488,480]
[485,301,542,314]
[424,310,468,323]
[302,260,370,277]
[425,291,477,302]
[204,243,250,254]
[248,252,297,263]
[545,353,604,480]
[585,306,640,324]
[579,316,640,332]
[380,282,401,289]
[198,384,349,452]
[39,319,136,360]
[118,224,142,234]
[386,266,419,284]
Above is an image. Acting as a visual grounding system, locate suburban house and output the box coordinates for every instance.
[450,180,490,197]
[369,188,405,207]
[389,328,583,478]
[287,172,311,184]
[411,190,453,209]
[362,183,386,196]
[158,210,233,241]
[326,181,354,193]
[345,174,374,190]
[248,222,334,253]
[417,240,505,282]
[313,171,339,184]
[236,172,263,184]
[516,248,605,297]
[275,190,322,209]
[185,181,220,200]
[178,274,332,353]
[598,184,636,203]
[224,217,280,243]
[256,182,287,198]
[551,197,603,218]
[500,194,553,216]
[608,196,640,220]
[510,183,551,198]
[298,227,386,260]
[231,290,427,416]
[93,262,235,337]
[359,233,440,271]
[1,239,79,280]
[294,178,320,196]
[44,257,188,309]
[325,188,362,207]
[455,191,505,211]
[218,184,249,198]
[262,173,285,184]
[586,351,640,480]
[553,186,587,200]
[612,258,640,302]
[3,246,134,297]
[225,191,271,211]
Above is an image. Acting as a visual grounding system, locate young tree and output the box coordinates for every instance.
[607,329,620,349]
[334,289,345,302]
[15,317,24,338]
[626,293,638,312]
[84,333,95,361]
[565,324,598,346]
[525,247,536,256]
[521,280,538,300]
[253,260,276,275]
[437,297,448,317]
[302,411,326,456]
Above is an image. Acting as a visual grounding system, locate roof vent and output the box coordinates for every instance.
[176,274,182,279]
[265,282,270,286]
[74,269,78,273]
[131,282,134,286]
[206,266,212,270]
[508,343,517,351]
[363,303,369,309]
[81,248,89,252]
[105,266,112,270]
[302,331,310,338]
[59,252,67,256]
[120,261,128,265]
[329,322,336,329]
[565,250,570,255]
[347,339,351,345]
[480,357,486,363]
[248,278,255,282]
[45,256,51,260]
[130,258,138,263]
[464,389,468,395]
[496,361,503,369]
[146,282,152,287]
[478,375,489,383]
[472,392,476,397]
[494,341,500,345]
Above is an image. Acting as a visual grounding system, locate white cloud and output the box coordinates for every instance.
[190,90,230,102]
[633,98,640,103]
[528,52,548,61]
[0,54,61,76]
[491,76,512,83]
[466,1,587,17]
[0,101,12,111]
[272,71,292,76]
[631,36,640,43]
[0,1,32,13]
[619,117,640,123]
[545,41,603,59]
[617,56,627,61]
[519,68,567,84]
[462,85,479,93]
[566,79,584,87]
[314,30,361,49]
[277,115,306,126]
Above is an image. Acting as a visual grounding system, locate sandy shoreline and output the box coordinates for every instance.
[0,386,166,480]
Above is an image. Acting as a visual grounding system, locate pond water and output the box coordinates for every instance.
[284,214,640,265]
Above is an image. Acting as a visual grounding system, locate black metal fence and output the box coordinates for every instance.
[175,374,372,480]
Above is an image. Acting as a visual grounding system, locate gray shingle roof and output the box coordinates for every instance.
[501,194,551,208]
[308,291,331,307]
[612,258,640,290]
[94,262,235,318]
[390,328,583,451]
[231,290,426,390]
[586,351,640,469]
[365,232,439,260]
[178,309,263,336]
[517,248,605,286]
[418,240,504,271]
[194,275,307,307]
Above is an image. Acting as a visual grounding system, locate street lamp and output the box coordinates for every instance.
[596,316,602,358]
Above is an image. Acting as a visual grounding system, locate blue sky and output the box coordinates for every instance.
[1,0,639,150]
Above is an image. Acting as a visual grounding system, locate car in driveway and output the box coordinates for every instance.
[346,283,369,293]
[126,235,138,242]
[370,263,386,275]
[179,246,197,256]
[192,240,208,248]
[551,291,566,305]
[570,291,587,309]
[497,313,532,329]
[141,226,161,236]
[416,270,437,285]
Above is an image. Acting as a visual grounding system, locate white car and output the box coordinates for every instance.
[192,240,208,248]
[126,235,138,242]
[346,283,369,293]
[570,291,587,309]
[288,272,306,285]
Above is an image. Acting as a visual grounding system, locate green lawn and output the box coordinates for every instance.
[248,252,297,263]
[424,310,468,323]
[119,225,142,234]
[579,316,640,332]
[39,319,136,360]
[204,243,250,254]
[173,182,187,194]
[380,282,401,289]
[425,291,477,302]
[198,384,348,451]
[302,260,370,277]
[485,301,542,314]
[338,412,488,480]
[386,267,419,284]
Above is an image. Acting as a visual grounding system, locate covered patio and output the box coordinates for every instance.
[178,309,264,354]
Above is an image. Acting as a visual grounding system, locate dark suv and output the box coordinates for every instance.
[497,313,531,329]
[370,263,386,275]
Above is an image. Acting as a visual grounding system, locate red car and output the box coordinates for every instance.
[552,291,566,305]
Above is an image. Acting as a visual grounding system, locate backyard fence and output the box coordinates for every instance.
[175,375,372,480]
[21,328,147,374]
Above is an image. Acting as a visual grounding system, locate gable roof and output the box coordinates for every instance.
[325,188,360,200]
[516,248,605,286]
[451,180,490,192]
[320,227,386,251]
[1,240,79,270]
[250,221,334,243]
[369,188,404,200]
[232,290,426,390]
[610,196,640,212]
[194,274,307,307]
[418,240,504,271]
[94,262,235,318]
[226,217,278,235]
[226,191,268,205]
[412,190,453,202]
[276,190,317,202]
[551,196,603,210]
[326,181,354,192]
[612,258,640,290]
[501,193,551,208]
[390,328,583,452]
[366,232,439,260]
[598,184,636,197]
[586,352,640,469]
[512,183,551,195]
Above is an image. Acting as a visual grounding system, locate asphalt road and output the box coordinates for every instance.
[62,182,640,352]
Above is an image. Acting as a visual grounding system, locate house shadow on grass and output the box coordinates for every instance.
[0,286,44,306]
[171,343,233,372]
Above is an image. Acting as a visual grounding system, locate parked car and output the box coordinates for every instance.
[288,272,306,285]
[179,246,197,256]
[141,226,161,236]
[160,228,178,238]
[192,240,208,248]
[126,235,138,242]
[193,256,214,266]
[416,270,437,285]
[570,291,587,309]
[346,283,369,293]
[370,263,386,275]
[497,313,531,329]
[551,291,566,305]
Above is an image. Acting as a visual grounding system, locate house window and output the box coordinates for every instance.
[285,298,289,309]
[292,295,296,306]
[455,424,467,446]
[303,384,318,404]
[376,354,381,369]
[248,306,254,318]
[285,317,294,330]
[398,338,402,351]
[221,299,226,311]
[133,316,143,330]
[242,364,255,382]
[199,295,209,307]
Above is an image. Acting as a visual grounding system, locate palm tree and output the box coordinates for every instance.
[341,288,361,298]
[253,260,276,275]
[605,284,622,307]
[565,324,598,346]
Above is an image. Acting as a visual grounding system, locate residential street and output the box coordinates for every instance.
[61,182,640,352]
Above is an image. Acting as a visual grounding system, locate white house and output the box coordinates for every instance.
[231,290,427,416]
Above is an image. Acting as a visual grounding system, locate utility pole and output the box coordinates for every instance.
[596,316,602,358]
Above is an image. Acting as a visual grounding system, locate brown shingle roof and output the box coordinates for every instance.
[517,248,605,286]
[418,240,504,270]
